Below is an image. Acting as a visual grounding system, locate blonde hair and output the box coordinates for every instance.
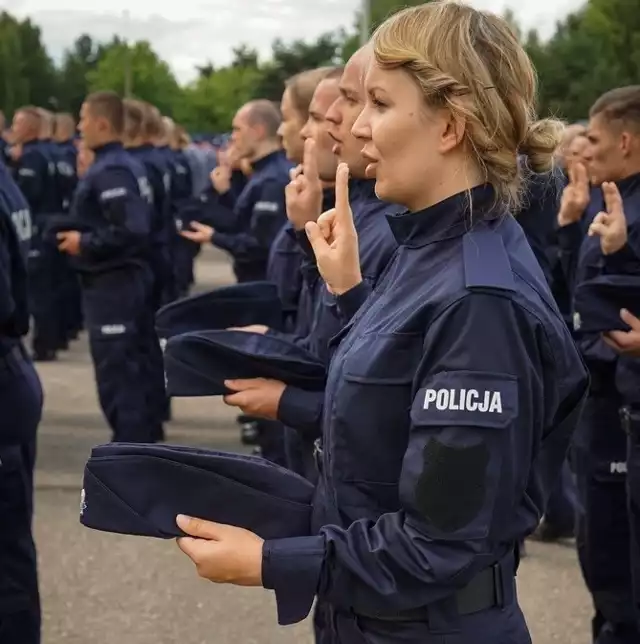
[123,99,146,141]
[371,1,563,209]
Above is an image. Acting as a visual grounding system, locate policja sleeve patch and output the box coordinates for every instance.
[408,370,518,535]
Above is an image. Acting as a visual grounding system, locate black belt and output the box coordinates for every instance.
[356,557,510,623]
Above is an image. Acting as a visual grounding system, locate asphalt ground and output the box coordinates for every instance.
[34,246,592,643]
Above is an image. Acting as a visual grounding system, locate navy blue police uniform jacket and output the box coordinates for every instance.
[260,185,589,627]
[55,139,79,213]
[210,150,291,281]
[127,145,174,286]
[276,180,399,436]
[168,149,193,214]
[517,166,563,287]
[0,161,43,446]
[0,162,31,344]
[177,169,248,235]
[66,142,152,274]
[12,140,59,219]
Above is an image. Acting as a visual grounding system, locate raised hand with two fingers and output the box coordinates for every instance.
[588,181,628,255]
[558,161,590,227]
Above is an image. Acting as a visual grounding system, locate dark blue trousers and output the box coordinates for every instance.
[82,266,159,443]
[0,343,43,644]
[28,245,61,358]
[545,458,578,532]
[573,395,637,642]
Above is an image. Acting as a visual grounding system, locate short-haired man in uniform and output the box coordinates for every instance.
[53,112,82,343]
[9,106,60,361]
[57,91,159,444]
[181,99,291,284]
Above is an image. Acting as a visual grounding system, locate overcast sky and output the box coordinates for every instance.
[2,0,586,84]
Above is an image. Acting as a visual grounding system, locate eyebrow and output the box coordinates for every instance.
[339,86,359,101]
[308,109,324,120]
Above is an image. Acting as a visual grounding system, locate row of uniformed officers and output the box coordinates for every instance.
[3,1,640,642]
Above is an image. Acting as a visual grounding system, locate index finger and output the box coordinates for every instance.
[621,308,640,331]
[303,139,319,183]
[335,163,351,220]
[574,161,589,187]
[602,181,624,217]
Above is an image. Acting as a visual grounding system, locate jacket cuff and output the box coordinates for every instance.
[556,222,584,252]
[262,535,326,625]
[294,229,316,262]
[277,387,324,439]
[603,242,640,273]
[336,281,370,322]
[211,232,233,252]
[79,232,93,256]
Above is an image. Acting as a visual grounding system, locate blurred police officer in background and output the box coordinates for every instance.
[557,86,640,644]
[0,157,44,644]
[9,106,60,362]
[57,91,159,444]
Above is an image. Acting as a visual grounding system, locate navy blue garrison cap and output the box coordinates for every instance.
[155,282,283,340]
[164,329,326,397]
[574,274,640,333]
[80,443,314,540]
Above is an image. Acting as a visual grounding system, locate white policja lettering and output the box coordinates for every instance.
[423,388,503,413]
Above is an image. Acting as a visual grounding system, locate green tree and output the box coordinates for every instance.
[177,64,261,132]
[58,34,102,115]
[0,12,29,116]
[252,34,342,101]
[341,0,428,60]
[16,17,58,108]
[88,40,182,115]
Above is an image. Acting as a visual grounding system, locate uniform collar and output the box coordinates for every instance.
[322,187,335,212]
[252,149,282,172]
[22,139,39,149]
[93,141,123,156]
[617,172,640,195]
[386,183,502,247]
[349,178,377,203]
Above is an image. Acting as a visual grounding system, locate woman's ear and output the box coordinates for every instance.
[437,109,466,154]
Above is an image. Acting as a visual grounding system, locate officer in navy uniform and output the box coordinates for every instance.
[173,6,589,643]
[9,106,60,361]
[180,100,291,284]
[57,91,158,444]
[53,112,82,344]
[122,98,173,436]
[164,118,194,298]
[557,87,640,644]
[0,161,44,644]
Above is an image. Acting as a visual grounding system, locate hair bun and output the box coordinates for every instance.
[520,119,565,174]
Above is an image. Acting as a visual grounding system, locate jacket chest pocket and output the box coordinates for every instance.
[330,332,422,485]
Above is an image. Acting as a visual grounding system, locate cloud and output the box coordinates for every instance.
[9,0,586,84]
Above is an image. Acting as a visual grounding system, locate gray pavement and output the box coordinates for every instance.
[34,247,592,643]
